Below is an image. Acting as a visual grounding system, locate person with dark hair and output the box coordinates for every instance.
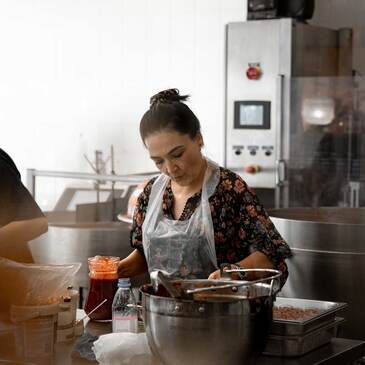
[118,89,291,285]
[0,149,48,262]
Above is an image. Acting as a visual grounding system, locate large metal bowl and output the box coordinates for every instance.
[140,270,281,365]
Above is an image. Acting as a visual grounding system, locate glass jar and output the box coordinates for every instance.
[84,255,120,321]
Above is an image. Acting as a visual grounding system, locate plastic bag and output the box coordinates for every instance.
[0,257,81,309]
[72,332,99,362]
[92,332,161,365]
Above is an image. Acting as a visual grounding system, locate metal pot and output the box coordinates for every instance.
[140,269,281,365]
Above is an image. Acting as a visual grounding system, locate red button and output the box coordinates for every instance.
[244,165,260,174]
[246,66,262,80]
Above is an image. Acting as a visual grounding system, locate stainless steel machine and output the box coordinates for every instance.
[225,19,356,208]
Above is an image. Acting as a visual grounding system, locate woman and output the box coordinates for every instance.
[118,89,291,285]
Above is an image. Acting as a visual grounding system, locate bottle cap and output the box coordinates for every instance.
[118,278,131,288]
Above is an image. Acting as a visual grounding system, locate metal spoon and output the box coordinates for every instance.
[150,270,181,299]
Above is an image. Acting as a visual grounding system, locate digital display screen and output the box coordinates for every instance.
[234,101,270,129]
[239,104,264,126]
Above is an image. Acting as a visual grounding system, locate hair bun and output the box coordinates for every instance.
[150,88,189,108]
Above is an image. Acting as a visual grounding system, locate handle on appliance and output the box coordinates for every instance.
[349,181,360,208]
[275,159,286,186]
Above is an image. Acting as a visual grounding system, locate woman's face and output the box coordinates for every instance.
[144,130,204,186]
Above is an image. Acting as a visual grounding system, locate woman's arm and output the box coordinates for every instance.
[118,249,148,278]
[236,250,274,269]
[208,251,274,279]
[208,171,291,283]
[120,179,154,279]
[0,217,48,246]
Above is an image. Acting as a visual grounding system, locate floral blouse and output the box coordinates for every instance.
[130,167,292,286]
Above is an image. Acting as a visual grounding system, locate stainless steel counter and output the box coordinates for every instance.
[1,311,364,365]
[259,338,365,364]
[269,208,365,340]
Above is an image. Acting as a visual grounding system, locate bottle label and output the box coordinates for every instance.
[113,315,137,320]
[112,317,138,333]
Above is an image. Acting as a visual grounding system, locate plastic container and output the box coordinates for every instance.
[10,302,59,361]
[57,296,74,342]
[84,256,120,321]
[67,286,79,323]
[112,278,138,333]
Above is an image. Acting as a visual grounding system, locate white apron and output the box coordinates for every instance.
[142,159,220,279]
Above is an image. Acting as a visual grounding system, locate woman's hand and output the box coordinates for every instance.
[208,264,243,280]
[117,249,148,278]
[208,269,221,280]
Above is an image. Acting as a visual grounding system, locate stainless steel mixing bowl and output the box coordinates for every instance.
[141,269,281,365]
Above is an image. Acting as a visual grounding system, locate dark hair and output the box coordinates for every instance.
[139,88,201,144]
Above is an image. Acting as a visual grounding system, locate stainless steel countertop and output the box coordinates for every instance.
[1,311,365,365]
[259,338,365,364]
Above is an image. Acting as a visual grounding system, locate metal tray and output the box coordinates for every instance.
[264,317,345,357]
[270,297,347,336]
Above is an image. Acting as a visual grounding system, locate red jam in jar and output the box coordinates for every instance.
[84,255,120,320]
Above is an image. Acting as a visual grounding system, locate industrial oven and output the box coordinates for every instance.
[224,18,362,208]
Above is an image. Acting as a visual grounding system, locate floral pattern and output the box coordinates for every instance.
[130,167,292,286]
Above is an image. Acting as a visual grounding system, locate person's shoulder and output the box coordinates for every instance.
[0,149,21,179]
[216,167,259,206]
[218,167,249,190]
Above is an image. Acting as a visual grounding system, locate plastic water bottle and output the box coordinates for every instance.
[112,278,138,333]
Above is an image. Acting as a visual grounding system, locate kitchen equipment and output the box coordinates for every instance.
[225,19,355,208]
[264,297,347,356]
[269,207,365,340]
[150,270,181,299]
[150,269,282,301]
[84,256,119,321]
[278,0,315,20]
[247,0,279,20]
[264,317,345,357]
[247,0,314,20]
[141,269,281,365]
[271,297,347,336]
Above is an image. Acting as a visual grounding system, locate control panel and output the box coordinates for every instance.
[227,99,277,188]
[225,21,281,189]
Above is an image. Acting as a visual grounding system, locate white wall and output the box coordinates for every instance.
[0,0,245,180]
[2,0,365,210]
